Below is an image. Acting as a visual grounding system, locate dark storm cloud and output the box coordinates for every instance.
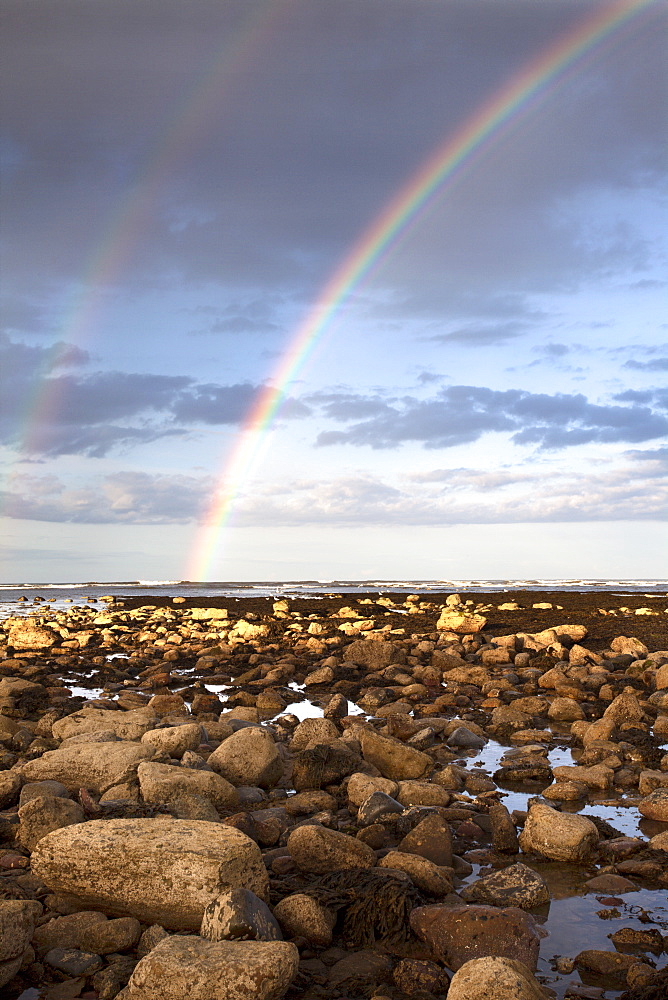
[1,335,302,457]
[2,0,665,306]
[315,385,668,451]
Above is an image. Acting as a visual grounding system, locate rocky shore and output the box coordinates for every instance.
[1,589,667,1000]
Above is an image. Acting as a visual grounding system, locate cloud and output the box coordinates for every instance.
[429,321,530,346]
[314,385,668,451]
[624,357,668,372]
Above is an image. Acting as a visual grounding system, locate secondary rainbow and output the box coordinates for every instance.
[188,0,659,581]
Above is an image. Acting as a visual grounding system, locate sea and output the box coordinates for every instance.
[1,578,666,619]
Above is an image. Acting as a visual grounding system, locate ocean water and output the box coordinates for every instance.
[0,578,666,619]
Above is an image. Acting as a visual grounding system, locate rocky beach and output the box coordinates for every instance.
[1,588,667,1000]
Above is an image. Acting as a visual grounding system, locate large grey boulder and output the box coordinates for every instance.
[116,935,299,1000]
[20,742,156,794]
[31,818,269,929]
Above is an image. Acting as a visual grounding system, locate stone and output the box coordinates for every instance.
[396,780,451,808]
[137,761,239,812]
[19,779,70,805]
[638,788,668,822]
[8,621,58,649]
[0,677,48,715]
[140,724,202,758]
[518,803,598,861]
[31,818,269,929]
[446,727,487,749]
[489,803,520,853]
[346,772,399,806]
[291,742,361,791]
[411,903,542,971]
[584,873,637,894]
[45,946,104,976]
[378,851,452,896]
[287,824,376,873]
[342,639,400,669]
[547,697,585,722]
[398,812,452,866]
[34,911,141,955]
[18,794,85,851]
[20,742,156,795]
[436,610,487,633]
[541,781,588,801]
[273,894,336,947]
[460,863,550,909]
[357,790,404,825]
[92,956,138,999]
[290,718,340,750]
[0,898,43,988]
[610,636,648,658]
[207,727,283,789]
[0,770,22,808]
[52,708,157,742]
[137,924,170,958]
[327,949,393,987]
[115,935,298,1000]
[446,957,551,1000]
[200,888,281,942]
[575,949,637,981]
[552,764,613,791]
[602,690,646,727]
[358,729,431,781]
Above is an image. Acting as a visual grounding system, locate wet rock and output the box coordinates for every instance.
[552,764,614,791]
[116,935,299,1000]
[446,726,487,749]
[489,803,520,853]
[638,788,668,821]
[548,697,585,722]
[0,898,42,988]
[358,728,431,781]
[378,851,452,896]
[52,707,157,742]
[542,780,588,801]
[411,903,543,971]
[446,956,551,999]
[460,862,550,909]
[575,948,637,981]
[200,888,281,942]
[396,779,451,807]
[137,761,238,812]
[584,873,637,894]
[357,790,404,825]
[398,812,453,866]
[140,723,202,758]
[393,957,448,996]
[45,946,104,975]
[207,727,283,789]
[327,948,393,988]
[18,794,85,851]
[519,803,599,861]
[20,742,156,795]
[31,818,269,929]
[273,893,336,947]
[287,824,376,873]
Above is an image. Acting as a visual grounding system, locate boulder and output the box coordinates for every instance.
[346,772,399,806]
[52,707,157,742]
[18,794,85,851]
[31,818,269,929]
[358,729,431,781]
[8,621,58,649]
[342,639,400,669]
[140,724,202,758]
[20,742,156,794]
[436,610,486,633]
[137,761,239,812]
[287,824,375,873]
[0,899,43,988]
[116,936,298,1000]
[411,903,542,971]
[446,957,551,1000]
[207,727,283,789]
[378,851,452,896]
[638,788,668,822]
[273,894,336,947]
[200,888,281,942]
[460,863,550,909]
[519,803,598,861]
[398,812,452,867]
[34,911,141,955]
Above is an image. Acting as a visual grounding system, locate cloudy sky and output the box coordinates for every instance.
[1,0,666,583]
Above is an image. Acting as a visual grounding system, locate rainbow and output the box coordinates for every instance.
[188,0,659,581]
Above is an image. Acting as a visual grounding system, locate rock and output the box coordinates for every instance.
[552,764,613,791]
[45,946,104,976]
[436,610,487,633]
[34,911,141,955]
[358,729,431,781]
[541,780,588,801]
[200,888,281,942]
[357,790,404,825]
[584,873,637,894]
[378,851,452,896]
[446,957,551,999]
[115,935,298,1000]
[137,761,238,812]
[0,676,48,715]
[137,924,170,958]
[460,863,550,909]
[411,903,542,971]
[547,697,585,722]
[140,724,202,758]
[19,779,70,805]
[489,803,520,853]
[20,743,156,795]
[0,899,43,988]
[342,639,400,669]
[575,948,637,981]
[393,957,447,995]
[291,742,360,791]
[0,770,22,808]
[518,803,598,861]
[446,726,487,749]
[208,727,283,789]
[290,718,340,750]
[52,708,157,742]
[92,956,138,999]
[398,812,452,866]
[395,780,451,808]
[611,636,649,658]
[18,794,85,851]
[638,788,668,822]
[346,772,399,806]
[31,818,269,929]
[327,949,393,988]
[273,894,336,947]
[8,621,58,649]
[287,824,376,873]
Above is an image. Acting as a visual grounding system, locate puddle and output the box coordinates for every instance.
[67,686,105,699]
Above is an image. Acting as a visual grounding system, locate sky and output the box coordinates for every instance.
[1,0,666,584]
